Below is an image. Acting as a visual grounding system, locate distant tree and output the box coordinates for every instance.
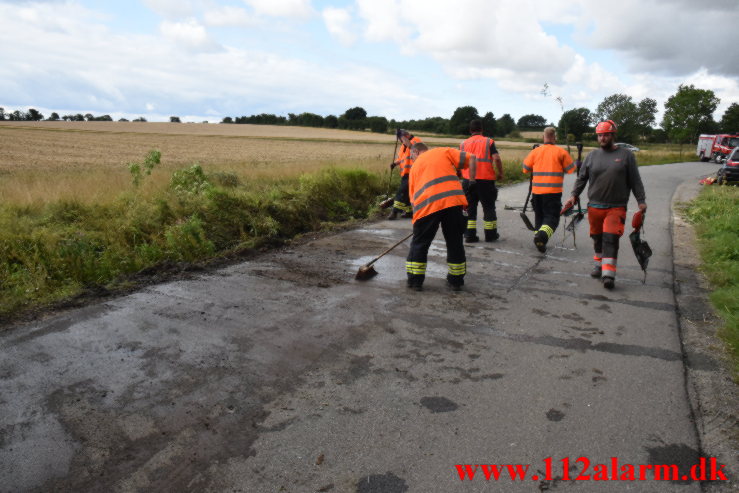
[83,113,94,121]
[170,116,181,123]
[517,114,547,129]
[118,118,129,122]
[367,116,388,133]
[0,107,4,120]
[481,111,496,137]
[221,116,233,124]
[557,107,592,141]
[323,114,338,128]
[47,112,60,121]
[495,113,516,137]
[289,112,324,127]
[720,103,739,133]
[133,117,148,122]
[342,107,367,121]
[449,106,480,135]
[594,94,656,143]
[338,107,367,130]
[96,114,113,121]
[9,110,25,121]
[662,84,719,144]
[26,108,43,121]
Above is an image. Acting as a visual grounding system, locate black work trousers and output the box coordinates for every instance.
[392,175,411,213]
[406,206,466,287]
[531,192,562,232]
[462,179,498,223]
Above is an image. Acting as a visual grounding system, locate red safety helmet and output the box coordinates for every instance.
[595,120,617,134]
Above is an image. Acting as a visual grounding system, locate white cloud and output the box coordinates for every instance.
[160,19,220,52]
[241,0,314,19]
[322,7,356,46]
[0,1,419,119]
[569,0,739,77]
[141,0,196,19]
[203,6,260,27]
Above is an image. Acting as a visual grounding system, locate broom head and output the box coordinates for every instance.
[379,197,394,209]
[355,264,378,281]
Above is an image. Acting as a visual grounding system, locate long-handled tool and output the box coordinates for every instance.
[520,176,535,231]
[379,129,401,209]
[355,231,413,281]
[520,144,538,231]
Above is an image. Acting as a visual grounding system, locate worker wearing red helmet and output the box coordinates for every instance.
[563,120,647,289]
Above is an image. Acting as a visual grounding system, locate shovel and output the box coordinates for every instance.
[520,177,535,231]
[355,231,413,281]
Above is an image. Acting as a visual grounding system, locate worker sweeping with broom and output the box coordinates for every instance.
[563,120,647,290]
[387,129,423,220]
[405,143,477,291]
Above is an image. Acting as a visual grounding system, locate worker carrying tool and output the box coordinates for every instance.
[405,143,477,291]
[460,119,504,242]
[563,120,647,290]
[522,126,576,253]
[388,129,423,220]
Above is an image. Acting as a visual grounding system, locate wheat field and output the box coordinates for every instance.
[0,122,538,205]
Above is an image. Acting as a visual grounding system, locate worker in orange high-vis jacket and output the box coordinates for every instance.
[406,143,477,291]
[388,129,423,220]
[522,127,576,252]
[460,119,504,242]
[563,120,647,290]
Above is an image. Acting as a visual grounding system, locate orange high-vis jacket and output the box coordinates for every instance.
[460,134,497,180]
[396,136,423,177]
[522,144,575,194]
[409,147,471,223]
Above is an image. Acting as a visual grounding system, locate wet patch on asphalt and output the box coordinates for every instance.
[356,472,409,493]
[420,396,459,413]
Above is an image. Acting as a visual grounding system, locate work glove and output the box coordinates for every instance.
[390,162,397,170]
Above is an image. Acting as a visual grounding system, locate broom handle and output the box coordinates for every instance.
[366,231,414,267]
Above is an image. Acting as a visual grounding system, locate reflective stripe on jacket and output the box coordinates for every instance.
[522,143,575,194]
[396,135,423,177]
[410,148,470,223]
[460,134,496,180]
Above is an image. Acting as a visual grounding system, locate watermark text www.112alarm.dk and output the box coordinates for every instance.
[455,457,728,482]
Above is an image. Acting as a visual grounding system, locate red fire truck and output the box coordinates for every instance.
[696,133,739,162]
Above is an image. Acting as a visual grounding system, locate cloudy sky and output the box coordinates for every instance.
[1,0,738,124]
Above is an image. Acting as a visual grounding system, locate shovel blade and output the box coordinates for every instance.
[520,212,535,231]
[566,212,584,232]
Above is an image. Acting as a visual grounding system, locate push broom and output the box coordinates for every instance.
[355,232,413,280]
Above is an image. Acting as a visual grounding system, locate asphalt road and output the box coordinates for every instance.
[0,161,732,492]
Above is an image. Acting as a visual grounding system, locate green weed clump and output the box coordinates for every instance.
[685,185,739,377]
[0,154,384,319]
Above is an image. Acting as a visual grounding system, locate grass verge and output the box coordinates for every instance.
[684,185,739,377]
[0,159,386,321]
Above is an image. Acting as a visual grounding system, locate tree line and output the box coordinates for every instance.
[3,84,738,144]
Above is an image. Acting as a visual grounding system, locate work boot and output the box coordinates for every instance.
[590,265,602,278]
[387,209,399,220]
[407,274,424,291]
[602,276,615,290]
[464,230,479,243]
[534,231,547,253]
[484,230,500,242]
[446,275,464,291]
